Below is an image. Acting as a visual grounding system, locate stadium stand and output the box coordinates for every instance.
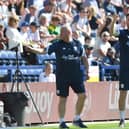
[0,0,125,83]
[0,50,45,82]
[0,50,120,82]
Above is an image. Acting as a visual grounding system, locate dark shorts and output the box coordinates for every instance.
[119,81,129,90]
[56,80,85,97]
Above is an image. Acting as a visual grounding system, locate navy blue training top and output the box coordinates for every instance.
[119,29,129,82]
[48,39,85,82]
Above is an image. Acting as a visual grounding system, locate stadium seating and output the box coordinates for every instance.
[0,50,45,82]
[37,53,56,65]
[0,65,44,82]
[0,50,120,83]
[0,50,27,66]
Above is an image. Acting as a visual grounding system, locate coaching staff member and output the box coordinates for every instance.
[118,13,129,128]
[27,25,89,128]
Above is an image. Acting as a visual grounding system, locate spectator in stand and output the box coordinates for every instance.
[56,0,73,16]
[23,21,41,65]
[93,31,111,61]
[0,24,8,50]
[26,0,44,9]
[103,0,117,15]
[84,35,97,65]
[0,0,9,27]
[38,0,56,22]
[98,15,113,37]
[116,4,129,24]
[59,13,72,26]
[8,0,25,16]
[39,15,57,46]
[20,21,29,42]
[96,0,104,8]
[48,15,61,35]
[27,21,40,45]
[84,34,94,47]
[101,47,119,81]
[123,4,129,15]
[111,14,126,36]
[5,15,23,53]
[39,14,49,27]
[103,47,119,65]
[84,44,96,66]
[18,7,30,27]
[110,0,123,14]
[124,0,129,4]
[72,30,84,44]
[87,6,103,38]
[71,7,91,38]
[23,5,37,24]
[82,0,99,13]
[39,62,56,82]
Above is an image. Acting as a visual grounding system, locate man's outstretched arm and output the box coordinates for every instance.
[25,46,47,54]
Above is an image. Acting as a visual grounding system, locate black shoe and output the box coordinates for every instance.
[59,122,69,129]
[119,119,125,128]
[73,119,88,128]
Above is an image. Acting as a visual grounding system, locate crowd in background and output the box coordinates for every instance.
[0,0,129,81]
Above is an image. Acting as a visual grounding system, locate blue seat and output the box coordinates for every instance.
[26,69,42,75]
[0,50,25,66]
[0,69,10,82]
[7,51,16,59]
[37,54,47,65]
[0,69,8,76]
[0,50,8,59]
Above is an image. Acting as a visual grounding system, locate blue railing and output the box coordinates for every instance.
[100,65,120,81]
[0,64,120,82]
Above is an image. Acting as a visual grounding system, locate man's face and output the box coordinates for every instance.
[30,25,37,32]
[60,27,72,42]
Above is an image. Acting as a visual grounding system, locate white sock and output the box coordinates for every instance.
[59,118,65,124]
[74,115,80,121]
[120,110,125,120]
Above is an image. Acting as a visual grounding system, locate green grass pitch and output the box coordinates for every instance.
[19,122,129,129]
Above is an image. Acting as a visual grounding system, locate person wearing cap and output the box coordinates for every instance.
[22,21,41,65]
[5,15,23,53]
[20,22,29,42]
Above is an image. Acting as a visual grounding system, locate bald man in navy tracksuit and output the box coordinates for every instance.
[27,25,89,128]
